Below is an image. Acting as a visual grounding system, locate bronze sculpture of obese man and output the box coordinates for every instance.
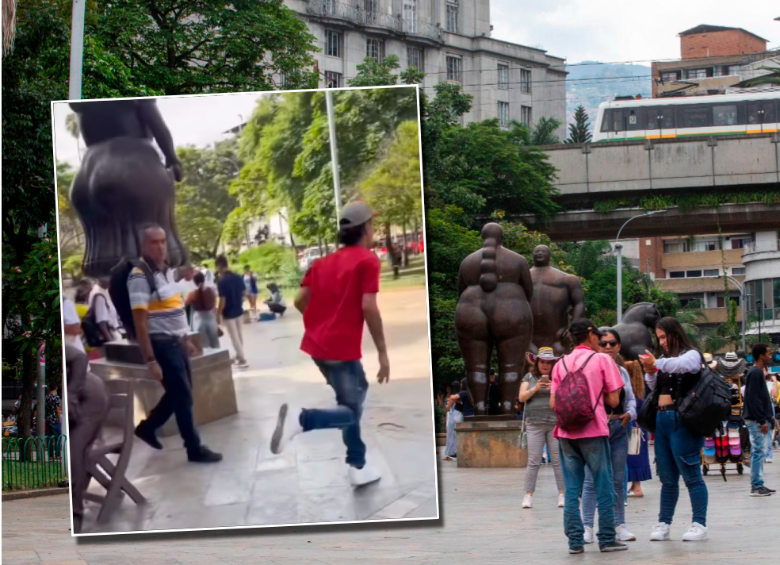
[455,223,533,416]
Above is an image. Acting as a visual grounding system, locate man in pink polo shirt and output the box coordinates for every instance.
[550,319,624,554]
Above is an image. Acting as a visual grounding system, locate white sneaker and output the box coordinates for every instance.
[557,494,565,508]
[616,524,636,541]
[682,522,708,542]
[349,463,381,487]
[583,525,595,544]
[650,522,671,541]
[270,403,302,455]
[522,494,533,508]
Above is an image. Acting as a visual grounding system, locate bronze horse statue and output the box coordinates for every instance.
[612,302,661,361]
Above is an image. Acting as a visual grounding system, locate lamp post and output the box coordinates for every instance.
[615,210,667,322]
[757,299,763,343]
[325,89,342,228]
[714,274,747,353]
[68,0,86,100]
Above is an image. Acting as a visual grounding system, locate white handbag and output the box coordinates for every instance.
[628,426,644,456]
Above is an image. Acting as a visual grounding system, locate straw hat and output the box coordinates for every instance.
[526,347,560,366]
[703,353,718,370]
[716,352,747,377]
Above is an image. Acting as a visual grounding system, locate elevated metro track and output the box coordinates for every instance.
[542,133,780,204]
[518,204,780,242]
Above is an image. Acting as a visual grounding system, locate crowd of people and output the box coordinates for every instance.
[438,315,780,554]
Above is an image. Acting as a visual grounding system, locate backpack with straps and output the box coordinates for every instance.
[554,352,604,432]
[675,354,732,438]
[109,258,157,341]
[82,293,108,347]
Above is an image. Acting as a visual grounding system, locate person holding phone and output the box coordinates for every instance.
[640,317,708,542]
[519,347,564,509]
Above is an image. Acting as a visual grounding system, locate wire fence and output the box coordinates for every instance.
[2,436,69,491]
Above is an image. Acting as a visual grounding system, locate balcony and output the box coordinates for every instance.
[306,1,442,44]
[743,238,780,265]
[661,248,744,270]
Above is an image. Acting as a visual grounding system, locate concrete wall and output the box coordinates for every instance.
[544,134,780,197]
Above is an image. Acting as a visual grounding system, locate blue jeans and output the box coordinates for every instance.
[47,422,61,458]
[300,360,368,468]
[654,410,707,526]
[559,436,615,548]
[746,420,769,490]
[582,419,629,527]
[144,336,201,452]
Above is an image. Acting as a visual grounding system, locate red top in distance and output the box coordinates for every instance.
[300,246,381,361]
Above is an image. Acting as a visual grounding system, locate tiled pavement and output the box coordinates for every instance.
[75,289,438,534]
[4,445,780,563]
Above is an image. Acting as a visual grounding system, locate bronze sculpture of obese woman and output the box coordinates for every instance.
[455,223,534,416]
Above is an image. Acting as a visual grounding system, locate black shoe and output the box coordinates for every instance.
[188,446,222,463]
[764,486,777,493]
[750,486,773,497]
[134,422,163,450]
[569,546,584,554]
[599,541,628,552]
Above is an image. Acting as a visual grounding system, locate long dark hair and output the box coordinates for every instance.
[655,317,696,358]
[531,357,558,378]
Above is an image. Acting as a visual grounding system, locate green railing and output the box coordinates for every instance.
[2,436,69,491]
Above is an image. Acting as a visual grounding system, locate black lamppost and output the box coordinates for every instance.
[757,299,763,343]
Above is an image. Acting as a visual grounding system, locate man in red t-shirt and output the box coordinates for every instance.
[270,201,390,487]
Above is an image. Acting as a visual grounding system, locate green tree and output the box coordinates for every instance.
[566,105,592,144]
[739,66,780,88]
[362,120,423,254]
[530,117,562,146]
[94,0,319,94]
[347,54,425,87]
[175,142,241,262]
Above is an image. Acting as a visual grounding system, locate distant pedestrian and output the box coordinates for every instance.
[551,319,626,554]
[626,359,651,497]
[269,201,389,487]
[264,283,287,316]
[244,265,259,317]
[443,380,464,461]
[45,384,62,459]
[487,369,501,415]
[186,272,220,349]
[216,255,248,369]
[743,343,776,496]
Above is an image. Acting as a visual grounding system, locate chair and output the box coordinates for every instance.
[85,379,146,524]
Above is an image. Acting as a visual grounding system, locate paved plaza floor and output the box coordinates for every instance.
[4,444,780,563]
[64,288,437,534]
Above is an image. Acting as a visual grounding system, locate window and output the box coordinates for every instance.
[323,0,336,15]
[403,0,417,33]
[732,267,746,275]
[362,0,377,24]
[366,38,384,62]
[498,101,510,127]
[686,270,703,278]
[446,0,459,33]
[726,65,741,76]
[670,271,685,279]
[712,104,738,126]
[731,238,749,249]
[704,240,719,251]
[685,68,708,79]
[325,30,342,58]
[704,269,719,277]
[660,71,679,82]
[407,47,423,71]
[324,71,342,88]
[521,69,532,93]
[521,105,532,125]
[647,107,676,130]
[446,55,462,82]
[627,108,644,131]
[664,242,683,254]
[498,63,509,90]
[680,106,711,129]
[748,101,776,126]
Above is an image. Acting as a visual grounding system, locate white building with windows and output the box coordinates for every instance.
[284,0,567,133]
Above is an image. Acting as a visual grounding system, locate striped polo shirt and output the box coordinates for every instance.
[128,264,189,336]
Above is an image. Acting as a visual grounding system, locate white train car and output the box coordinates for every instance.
[592,91,780,142]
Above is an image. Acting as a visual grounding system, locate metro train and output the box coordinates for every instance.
[592,91,779,142]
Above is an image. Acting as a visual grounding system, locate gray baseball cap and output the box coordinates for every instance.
[339,201,377,229]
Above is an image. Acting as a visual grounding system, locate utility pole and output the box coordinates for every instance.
[325,90,342,228]
[68,0,86,100]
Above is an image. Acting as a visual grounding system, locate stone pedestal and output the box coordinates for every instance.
[90,347,237,438]
[103,333,203,365]
[455,420,528,468]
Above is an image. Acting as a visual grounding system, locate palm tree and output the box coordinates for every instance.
[65,113,82,160]
[530,117,562,146]
[739,66,780,88]
[2,0,18,57]
[674,302,708,347]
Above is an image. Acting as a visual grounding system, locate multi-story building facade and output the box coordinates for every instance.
[639,232,780,343]
[651,25,776,98]
[284,0,567,134]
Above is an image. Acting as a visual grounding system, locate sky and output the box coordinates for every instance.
[53,93,266,169]
[491,0,779,65]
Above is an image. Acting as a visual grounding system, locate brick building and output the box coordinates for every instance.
[651,24,774,97]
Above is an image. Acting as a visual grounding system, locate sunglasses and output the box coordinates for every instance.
[599,340,619,347]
